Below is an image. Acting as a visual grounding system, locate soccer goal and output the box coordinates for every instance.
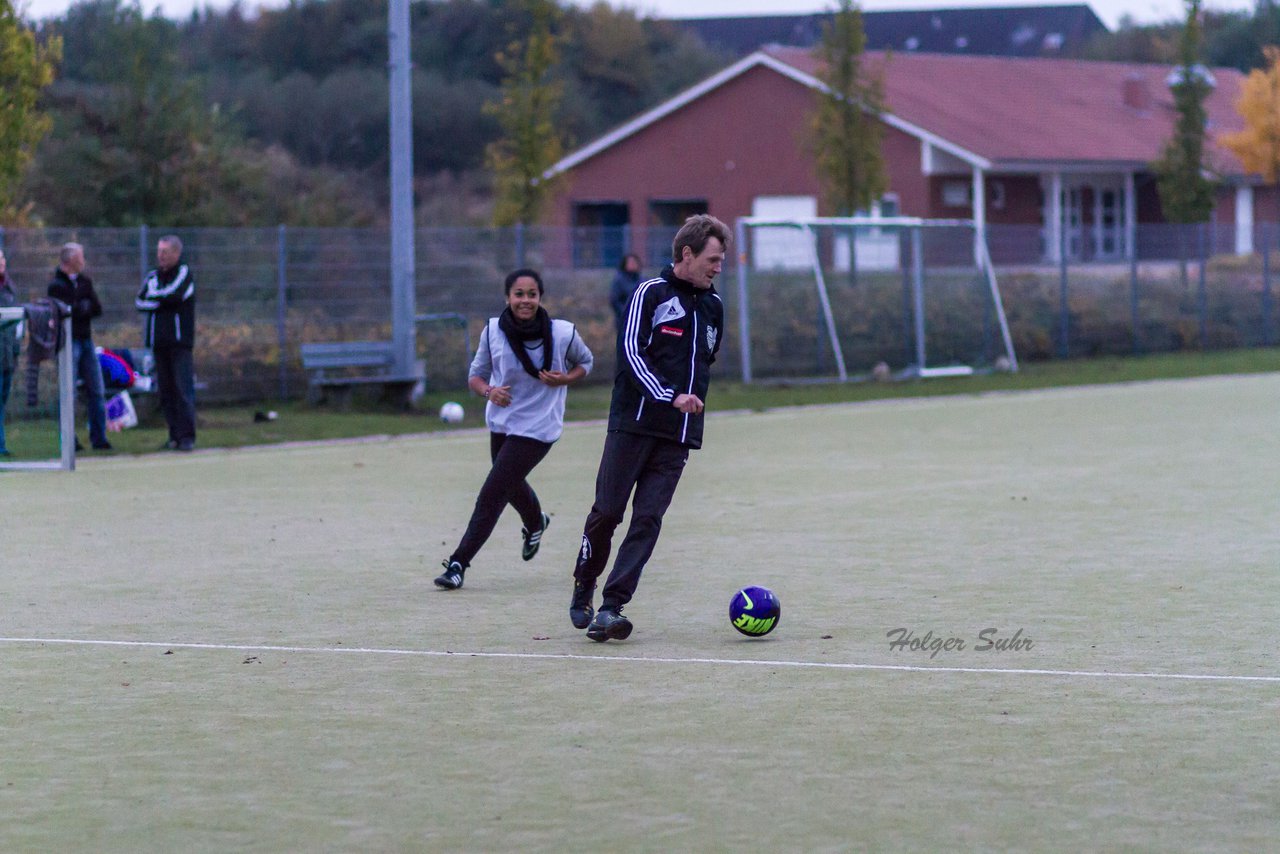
[0,306,76,472]
[733,216,1018,383]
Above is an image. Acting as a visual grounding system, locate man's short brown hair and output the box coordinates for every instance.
[672,214,730,262]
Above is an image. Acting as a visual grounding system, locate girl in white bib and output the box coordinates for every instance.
[435,269,594,590]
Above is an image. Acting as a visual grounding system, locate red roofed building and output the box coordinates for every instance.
[548,48,1275,265]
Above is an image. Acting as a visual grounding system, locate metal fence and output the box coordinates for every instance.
[0,222,1276,402]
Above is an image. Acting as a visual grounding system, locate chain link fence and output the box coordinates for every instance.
[0,222,1276,403]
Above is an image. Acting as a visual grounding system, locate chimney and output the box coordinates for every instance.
[1122,75,1151,111]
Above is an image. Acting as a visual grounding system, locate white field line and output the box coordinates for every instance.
[2,636,1279,684]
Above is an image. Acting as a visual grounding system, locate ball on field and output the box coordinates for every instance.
[729,586,780,637]
[439,401,465,424]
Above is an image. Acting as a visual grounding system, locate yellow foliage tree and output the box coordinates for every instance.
[0,1,61,222]
[1220,46,1280,183]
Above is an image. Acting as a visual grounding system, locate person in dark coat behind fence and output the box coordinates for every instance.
[0,249,20,456]
[136,234,196,452]
[609,252,642,339]
[47,242,111,452]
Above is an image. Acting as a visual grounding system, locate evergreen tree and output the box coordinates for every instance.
[484,0,566,227]
[810,0,887,217]
[1154,0,1217,224]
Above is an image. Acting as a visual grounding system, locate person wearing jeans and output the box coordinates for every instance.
[47,242,111,452]
[0,249,20,456]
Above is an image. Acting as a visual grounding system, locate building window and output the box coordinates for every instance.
[989,182,1006,211]
[648,199,708,265]
[942,181,970,207]
[573,202,629,269]
[749,195,818,270]
[649,199,708,226]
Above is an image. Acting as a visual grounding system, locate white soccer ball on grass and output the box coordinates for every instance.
[439,402,465,424]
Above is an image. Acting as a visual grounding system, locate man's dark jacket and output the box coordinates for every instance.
[608,264,724,449]
[47,268,102,341]
[136,262,196,350]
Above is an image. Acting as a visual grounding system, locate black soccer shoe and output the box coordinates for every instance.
[586,607,632,642]
[570,582,595,630]
[434,559,465,590]
[521,512,550,561]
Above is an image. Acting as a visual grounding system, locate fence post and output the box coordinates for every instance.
[900,230,913,367]
[138,224,149,285]
[1198,222,1208,349]
[276,224,289,400]
[735,218,751,383]
[1058,224,1069,359]
[1263,222,1274,347]
[1129,234,1140,354]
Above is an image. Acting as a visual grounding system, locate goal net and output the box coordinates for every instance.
[0,306,76,472]
[733,217,1017,383]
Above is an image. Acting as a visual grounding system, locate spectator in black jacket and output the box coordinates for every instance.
[136,234,196,451]
[609,252,642,337]
[0,249,19,456]
[569,214,729,642]
[47,242,111,451]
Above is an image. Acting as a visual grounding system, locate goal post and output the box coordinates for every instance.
[0,306,76,472]
[734,216,1018,384]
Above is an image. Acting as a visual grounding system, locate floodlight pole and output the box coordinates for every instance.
[388,0,417,377]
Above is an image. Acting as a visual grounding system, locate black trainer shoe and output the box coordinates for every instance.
[586,606,632,642]
[433,559,465,590]
[570,582,595,630]
[521,512,550,561]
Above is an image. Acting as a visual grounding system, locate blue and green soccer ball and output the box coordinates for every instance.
[729,586,780,637]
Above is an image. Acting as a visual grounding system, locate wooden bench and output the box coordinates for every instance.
[300,340,425,408]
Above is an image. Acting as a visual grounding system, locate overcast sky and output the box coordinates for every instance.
[15,0,1258,34]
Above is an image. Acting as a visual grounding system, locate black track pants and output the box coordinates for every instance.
[573,430,689,609]
[154,346,196,443]
[451,432,551,568]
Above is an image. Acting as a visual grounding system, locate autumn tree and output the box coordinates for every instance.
[0,0,60,222]
[484,0,566,227]
[810,0,887,218]
[1220,45,1280,184]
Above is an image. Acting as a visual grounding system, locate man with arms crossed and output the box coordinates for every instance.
[569,214,728,642]
[136,235,197,451]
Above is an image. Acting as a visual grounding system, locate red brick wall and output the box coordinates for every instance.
[552,66,937,230]
[551,66,822,231]
[993,175,1042,224]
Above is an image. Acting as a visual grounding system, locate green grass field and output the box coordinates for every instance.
[2,373,1278,850]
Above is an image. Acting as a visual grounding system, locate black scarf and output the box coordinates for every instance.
[498,306,553,379]
[156,260,184,285]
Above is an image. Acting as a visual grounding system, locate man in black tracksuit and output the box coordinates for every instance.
[570,214,730,642]
[136,234,197,451]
